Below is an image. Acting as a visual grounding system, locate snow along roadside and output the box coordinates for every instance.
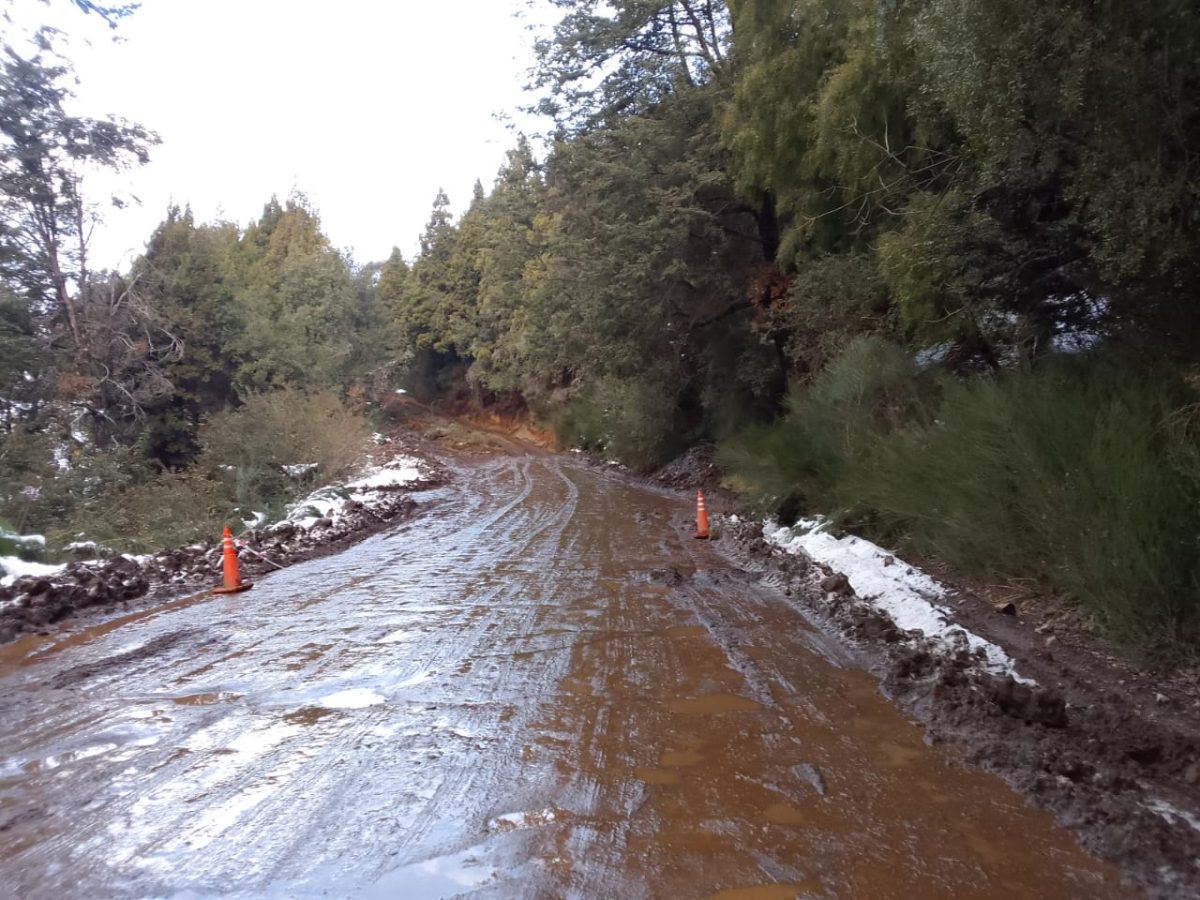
[763,517,1033,685]
[281,455,432,531]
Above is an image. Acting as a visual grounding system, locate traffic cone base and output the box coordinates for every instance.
[213,526,253,594]
[213,582,253,595]
[694,490,710,540]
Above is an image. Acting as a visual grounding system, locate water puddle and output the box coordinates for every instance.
[282,642,334,670]
[760,802,839,831]
[17,743,118,774]
[636,767,681,785]
[669,694,762,715]
[3,590,211,667]
[660,746,706,767]
[284,706,343,726]
[366,847,498,899]
[667,625,708,639]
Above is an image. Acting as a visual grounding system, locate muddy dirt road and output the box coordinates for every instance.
[0,455,1134,898]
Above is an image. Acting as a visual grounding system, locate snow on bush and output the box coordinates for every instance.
[278,456,430,531]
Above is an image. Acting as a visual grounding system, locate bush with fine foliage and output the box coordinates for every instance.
[723,344,1200,648]
[719,337,934,517]
[29,389,369,553]
[555,374,691,472]
[847,358,1200,645]
[197,387,367,505]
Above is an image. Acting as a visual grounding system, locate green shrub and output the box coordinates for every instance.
[54,472,231,553]
[722,345,1200,648]
[0,389,369,555]
[848,358,1200,644]
[719,336,933,515]
[554,393,608,453]
[555,375,689,472]
[197,387,367,507]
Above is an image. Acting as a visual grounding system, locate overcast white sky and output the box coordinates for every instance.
[9,0,552,270]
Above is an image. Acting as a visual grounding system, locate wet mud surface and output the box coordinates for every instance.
[725,524,1200,899]
[0,455,1137,898]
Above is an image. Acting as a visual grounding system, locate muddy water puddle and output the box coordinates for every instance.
[0,454,1134,898]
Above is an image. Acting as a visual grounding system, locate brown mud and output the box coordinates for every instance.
[0,446,1145,898]
[721,519,1200,899]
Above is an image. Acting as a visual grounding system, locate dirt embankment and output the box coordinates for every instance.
[716,517,1200,899]
[0,431,448,645]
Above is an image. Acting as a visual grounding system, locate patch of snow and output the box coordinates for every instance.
[372,432,388,445]
[765,518,1032,684]
[241,511,268,530]
[395,670,433,689]
[225,723,302,756]
[915,341,953,368]
[376,629,414,645]
[53,442,71,471]
[2,532,45,550]
[320,688,386,710]
[346,458,424,491]
[64,540,97,552]
[0,556,66,587]
[281,463,319,478]
[394,388,407,395]
[285,485,348,528]
[1148,799,1200,833]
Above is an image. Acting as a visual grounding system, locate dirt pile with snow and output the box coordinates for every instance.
[652,445,723,493]
[0,449,446,644]
[723,517,1200,899]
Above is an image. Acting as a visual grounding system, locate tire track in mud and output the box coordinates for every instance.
[0,453,1142,898]
[0,456,556,896]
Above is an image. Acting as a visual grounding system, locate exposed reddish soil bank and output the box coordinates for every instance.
[0,430,448,644]
[718,517,1200,899]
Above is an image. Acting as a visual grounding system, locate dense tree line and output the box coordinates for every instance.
[4,0,1200,642]
[10,0,1197,472]
[387,0,1200,462]
[383,0,1200,644]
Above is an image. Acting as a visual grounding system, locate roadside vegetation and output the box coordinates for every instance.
[1,390,369,554]
[720,346,1200,647]
[3,1,1199,650]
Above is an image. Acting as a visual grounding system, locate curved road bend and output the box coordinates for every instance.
[0,454,1132,899]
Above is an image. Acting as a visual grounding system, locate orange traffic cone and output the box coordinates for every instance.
[694,490,710,540]
[212,526,252,594]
